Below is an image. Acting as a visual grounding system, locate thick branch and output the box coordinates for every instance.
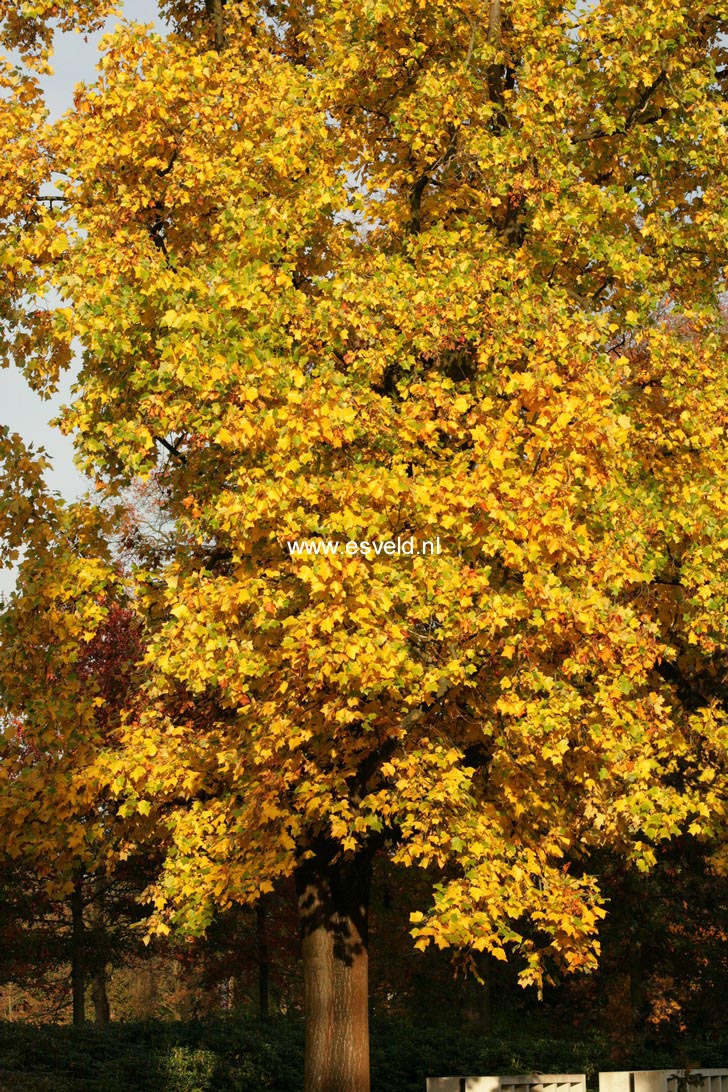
[486,0,505,119]
[205,0,226,52]
[153,435,187,464]
[407,172,430,235]
[487,0,501,46]
[406,125,460,235]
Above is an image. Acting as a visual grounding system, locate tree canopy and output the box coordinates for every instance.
[0,1,726,1089]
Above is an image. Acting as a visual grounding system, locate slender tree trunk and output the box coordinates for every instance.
[629,939,644,1030]
[458,952,492,1033]
[70,877,85,1026]
[296,847,372,1092]
[476,952,492,1033]
[256,898,271,1021]
[91,967,110,1025]
[87,885,110,1025]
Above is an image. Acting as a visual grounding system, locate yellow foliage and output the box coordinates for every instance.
[0,0,726,981]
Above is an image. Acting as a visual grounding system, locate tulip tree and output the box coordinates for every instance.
[1,1,727,1089]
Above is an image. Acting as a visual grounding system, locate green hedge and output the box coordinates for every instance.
[0,1017,725,1092]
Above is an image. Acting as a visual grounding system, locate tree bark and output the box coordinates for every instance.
[458,952,492,1033]
[70,877,85,1026]
[91,967,110,1025]
[629,939,644,1029]
[205,0,226,51]
[256,898,271,1021]
[476,952,492,1033]
[296,847,372,1092]
[487,0,501,45]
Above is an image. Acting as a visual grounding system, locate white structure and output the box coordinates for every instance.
[600,1072,728,1092]
[427,1072,728,1092]
[427,1075,588,1092]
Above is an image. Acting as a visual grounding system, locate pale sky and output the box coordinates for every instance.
[0,2,166,592]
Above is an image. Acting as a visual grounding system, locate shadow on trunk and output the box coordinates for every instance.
[295,843,372,1092]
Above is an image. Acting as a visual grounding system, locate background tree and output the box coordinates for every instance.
[577,841,728,1055]
[0,492,155,1025]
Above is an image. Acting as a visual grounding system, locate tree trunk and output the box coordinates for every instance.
[296,847,372,1092]
[458,952,492,1033]
[473,951,492,1033]
[70,877,85,1026]
[629,939,644,1030]
[91,967,110,1025]
[205,0,225,51]
[256,898,270,1021]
